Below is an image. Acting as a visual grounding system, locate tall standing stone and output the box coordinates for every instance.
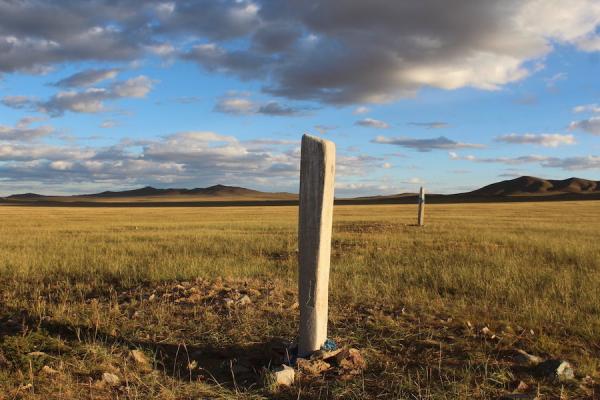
[418,186,425,226]
[298,134,336,358]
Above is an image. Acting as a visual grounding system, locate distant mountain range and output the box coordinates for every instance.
[81,184,273,198]
[1,176,599,206]
[5,184,295,201]
[467,176,599,196]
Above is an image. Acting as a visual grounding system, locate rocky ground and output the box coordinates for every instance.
[1,277,598,399]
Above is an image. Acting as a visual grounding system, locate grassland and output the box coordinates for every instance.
[0,202,598,399]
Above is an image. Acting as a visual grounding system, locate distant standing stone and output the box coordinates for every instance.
[418,186,425,226]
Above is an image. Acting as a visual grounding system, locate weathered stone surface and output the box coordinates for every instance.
[297,358,331,375]
[321,348,366,375]
[418,186,425,226]
[298,134,336,358]
[102,372,120,386]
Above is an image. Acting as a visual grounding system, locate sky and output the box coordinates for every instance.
[0,0,600,197]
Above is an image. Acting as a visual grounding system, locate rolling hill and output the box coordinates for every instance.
[466,176,600,196]
[3,184,297,204]
[80,184,271,198]
[1,176,599,206]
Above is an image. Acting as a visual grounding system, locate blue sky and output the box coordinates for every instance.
[0,1,599,196]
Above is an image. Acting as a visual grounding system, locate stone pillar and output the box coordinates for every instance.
[418,186,425,226]
[298,134,336,358]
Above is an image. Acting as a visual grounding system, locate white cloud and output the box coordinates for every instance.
[0,117,53,141]
[544,72,567,88]
[408,122,449,129]
[100,120,118,129]
[111,76,154,98]
[53,68,120,88]
[314,125,336,134]
[374,136,484,152]
[352,106,369,115]
[214,94,309,116]
[49,161,74,171]
[183,1,600,104]
[0,131,375,193]
[404,177,424,185]
[0,1,597,106]
[569,116,600,135]
[355,118,389,129]
[146,43,176,57]
[41,88,108,114]
[573,103,600,113]
[7,76,155,116]
[449,152,600,171]
[214,96,256,114]
[495,133,576,147]
[577,35,600,51]
[1,95,36,109]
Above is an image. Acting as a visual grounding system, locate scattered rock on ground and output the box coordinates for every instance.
[41,365,59,375]
[534,359,574,381]
[514,349,544,366]
[102,372,120,386]
[481,326,499,339]
[244,288,262,297]
[130,349,152,371]
[515,381,529,391]
[237,295,252,306]
[27,351,48,357]
[323,348,366,374]
[338,349,366,373]
[272,364,295,386]
[297,358,330,376]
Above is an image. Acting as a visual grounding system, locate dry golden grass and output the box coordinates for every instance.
[0,201,598,399]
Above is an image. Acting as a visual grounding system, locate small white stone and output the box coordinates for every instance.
[514,349,543,366]
[41,365,59,375]
[27,351,48,357]
[237,295,252,306]
[556,361,575,380]
[102,372,120,386]
[273,364,295,386]
[535,359,575,381]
